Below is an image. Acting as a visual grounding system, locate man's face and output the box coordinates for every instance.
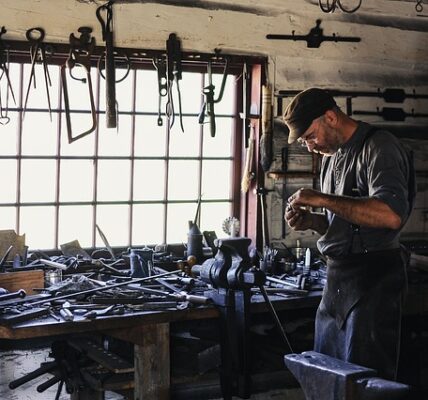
[297,115,340,156]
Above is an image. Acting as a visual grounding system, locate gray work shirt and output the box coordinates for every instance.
[317,121,411,258]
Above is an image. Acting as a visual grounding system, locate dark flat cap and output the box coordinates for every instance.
[283,88,336,144]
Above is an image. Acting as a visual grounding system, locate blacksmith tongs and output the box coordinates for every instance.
[23,27,52,121]
[0,26,16,125]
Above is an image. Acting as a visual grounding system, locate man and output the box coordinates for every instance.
[283,88,414,380]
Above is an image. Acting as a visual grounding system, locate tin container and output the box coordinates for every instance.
[45,269,62,287]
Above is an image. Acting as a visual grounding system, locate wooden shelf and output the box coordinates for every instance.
[267,171,317,180]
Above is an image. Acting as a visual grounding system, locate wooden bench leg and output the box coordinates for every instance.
[71,387,103,400]
[134,323,170,400]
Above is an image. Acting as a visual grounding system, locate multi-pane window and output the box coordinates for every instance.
[0,61,239,250]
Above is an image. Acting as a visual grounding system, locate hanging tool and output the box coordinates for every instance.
[96,0,117,129]
[198,58,229,137]
[260,84,273,171]
[0,27,16,125]
[153,56,168,126]
[23,27,52,120]
[242,63,250,148]
[241,124,255,193]
[266,19,361,48]
[166,33,184,132]
[277,88,428,102]
[353,107,428,121]
[61,27,96,143]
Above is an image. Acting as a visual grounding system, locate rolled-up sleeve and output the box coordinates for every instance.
[364,133,409,221]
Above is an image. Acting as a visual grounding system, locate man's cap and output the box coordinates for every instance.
[283,88,337,144]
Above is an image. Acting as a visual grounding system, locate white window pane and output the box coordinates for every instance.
[21,160,56,202]
[58,206,93,248]
[60,112,96,156]
[134,116,166,156]
[135,70,158,112]
[200,202,232,237]
[169,117,200,157]
[59,160,93,202]
[0,111,18,155]
[22,112,58,155]
[97,160,130,201]
[168,161,199,200]
[201,160,231,199]
[20,206,55,249]
[205,72,236,115]
[202,118,233,157]
[0,207,16,231]
[133,160,165,200]
[0,160,16,203]
[98,115,132,156]
[96,205,129,247]
[174,72,202,114]
[23,64,60,110]
[99,67,134,112]
[132,204,164,246]
[167,203,196,244]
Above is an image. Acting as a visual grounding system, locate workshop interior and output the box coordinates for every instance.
[0,0,427,399]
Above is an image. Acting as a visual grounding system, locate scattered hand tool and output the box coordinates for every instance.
[96,224,116,260]
[59,307,74,322]
[61,27,96,143]
[0,26,16,125]
[82,304,121,319]
[23,27,52,120]
[0,289,26,302]
[96,0,117,129]
[39,258,68,270]
[27,269,182,307]
[198,57,229,137]
[127,282,210,305]
[0,244,13,271]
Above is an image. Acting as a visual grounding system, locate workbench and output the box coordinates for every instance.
[0,291,323,400]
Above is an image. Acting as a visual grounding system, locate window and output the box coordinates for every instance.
[0,60,241,250]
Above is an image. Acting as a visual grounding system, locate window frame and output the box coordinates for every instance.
[1,38,265,250]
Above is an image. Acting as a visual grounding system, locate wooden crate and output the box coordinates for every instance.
[0,270,44,295]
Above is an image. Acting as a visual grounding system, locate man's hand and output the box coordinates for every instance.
[284,205,313,231]
[289,188,325,209]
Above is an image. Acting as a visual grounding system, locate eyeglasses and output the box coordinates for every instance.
[297,118,322,147]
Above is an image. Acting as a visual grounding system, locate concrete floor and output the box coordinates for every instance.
[0,348,305,400]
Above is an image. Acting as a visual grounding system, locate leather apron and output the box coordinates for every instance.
[314,248,407,380]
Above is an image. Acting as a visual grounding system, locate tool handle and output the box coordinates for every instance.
[0,289,26,302]
[36,374,62,393]
[40,259,68,270]
[182,293,211,305]
[9,361,57,389]
[60,308,74,321]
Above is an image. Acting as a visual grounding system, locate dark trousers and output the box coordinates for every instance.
[314,249,406,380]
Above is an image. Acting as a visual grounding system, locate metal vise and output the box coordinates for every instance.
[191,237,265,290]
[191,237,265,399]
[284,351,410,400]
